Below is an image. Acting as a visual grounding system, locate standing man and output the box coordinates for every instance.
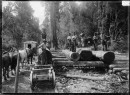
[67,33,72,51]
[80,32,85,47]
[37,39,47,65]
[93,32,98,50]
[45,40,53,64]
[71,32,77,52]
[100,32,107,51]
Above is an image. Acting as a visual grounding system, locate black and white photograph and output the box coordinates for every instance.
[1,1,129,93]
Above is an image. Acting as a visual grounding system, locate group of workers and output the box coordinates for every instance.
[67,31,111,51]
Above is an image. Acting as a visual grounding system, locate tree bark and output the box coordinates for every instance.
[50,2,59,50]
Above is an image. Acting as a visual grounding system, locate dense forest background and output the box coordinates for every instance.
[2,1,129,52]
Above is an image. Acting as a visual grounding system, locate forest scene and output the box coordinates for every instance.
[2,1,129,52]
[1,1,129,93]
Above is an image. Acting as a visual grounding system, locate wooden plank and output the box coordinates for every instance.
[112,60,129,64]
[58,74,105,81]
[14,53,20,93]
[113,68,129,72]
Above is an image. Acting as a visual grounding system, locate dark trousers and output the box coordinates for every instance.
[101,40,107,51]
[93,39,97,50]
[38,49,47,65]
[71,41,76,52]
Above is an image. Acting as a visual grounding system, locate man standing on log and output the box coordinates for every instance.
[71,32,77,52]
[93,32,98,50]
[100,33,107,51]
[67,33,72,51]
[80,32,85,47]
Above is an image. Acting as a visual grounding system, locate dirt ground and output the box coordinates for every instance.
[2,52,129,93]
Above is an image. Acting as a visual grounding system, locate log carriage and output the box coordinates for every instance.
[23,41,56,91]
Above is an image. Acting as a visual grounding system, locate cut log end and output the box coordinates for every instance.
[103,52,115,65]
[71,52,80,61]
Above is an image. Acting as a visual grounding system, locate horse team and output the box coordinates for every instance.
[2,42,52,81]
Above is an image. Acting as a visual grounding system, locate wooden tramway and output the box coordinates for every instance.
[51,49,128,70]
[52,49,110,68]
[53,60,107,68]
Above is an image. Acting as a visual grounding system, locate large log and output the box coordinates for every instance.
[52,53,66,58]
[53,61,106,67]
[112,60,129,64]
[62,50,80,61]
[92,51,115,65]
[113,68,129,72]
[52,55,66,58]
[77,49,93,61]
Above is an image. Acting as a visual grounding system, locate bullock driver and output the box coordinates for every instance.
[37,39,47,64]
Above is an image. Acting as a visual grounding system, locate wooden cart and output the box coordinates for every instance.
[23,41,37,49]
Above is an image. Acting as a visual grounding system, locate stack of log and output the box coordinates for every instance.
[52,49,116,69]
[77,49,115,65]
[109,60,129,80]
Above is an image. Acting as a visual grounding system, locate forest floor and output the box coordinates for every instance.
[2,50,129,93]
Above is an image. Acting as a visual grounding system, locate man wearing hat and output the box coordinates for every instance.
[67,33,72,51]
[71,32,77,52]
[38,39,47,50]
[37,39,47,64]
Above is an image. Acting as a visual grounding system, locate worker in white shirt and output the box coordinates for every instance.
[93,32,98,50]
[67,33,72,51]
[100,32,108,51]
[71,32,77,52]
[80,32,85,47]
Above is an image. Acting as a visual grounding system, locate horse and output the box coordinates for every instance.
[2,47,15,80]
[18,46,37,69]
[27,47,37,64]
[18,48,31,69]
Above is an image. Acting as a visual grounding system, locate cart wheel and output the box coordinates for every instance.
[52,70,55,88]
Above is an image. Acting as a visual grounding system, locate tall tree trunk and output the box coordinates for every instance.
[50,2,59,50]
